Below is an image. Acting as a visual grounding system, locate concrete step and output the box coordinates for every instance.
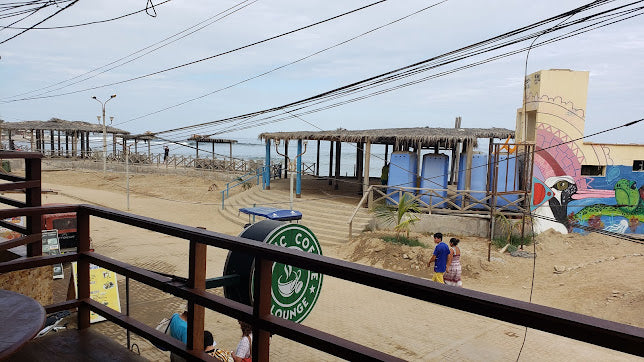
[218,186,373,245]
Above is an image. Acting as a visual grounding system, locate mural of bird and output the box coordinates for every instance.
[533,176,577,234]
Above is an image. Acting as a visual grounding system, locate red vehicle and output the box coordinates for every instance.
[42,204,78,251]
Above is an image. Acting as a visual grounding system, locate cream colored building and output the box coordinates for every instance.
[515,69,643,234]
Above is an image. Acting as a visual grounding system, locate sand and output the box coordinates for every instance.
[36,168,642,361]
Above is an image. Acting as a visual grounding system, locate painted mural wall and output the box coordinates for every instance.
[517,69,643,235]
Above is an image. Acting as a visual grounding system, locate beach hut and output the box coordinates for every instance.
[259,125,516,203]
[0,118,129,158]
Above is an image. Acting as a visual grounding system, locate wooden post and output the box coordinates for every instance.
[72,131,77,157]
[86,132,90,157]
[416,141,422,188]
[316,140,320,176]
[57,131,61,155]
[334,141,341,190]
[196,141,199,159]
[356,142,363,184]
[363,141,371,204]
[50,130,54,155]
[80,132,85,157]
[252,257,272,361]
[76,208,91,329]
[65,132,69,156]
[113,134,117,158]
[147,140,151,162]
[25,157,42,257]
[284,140,289,179]
[187,239,206,351]
[30,130,35,151]
[212,142,215,161]
[328,141,334,185]
[464,140,474,190]
[229,142,233,164]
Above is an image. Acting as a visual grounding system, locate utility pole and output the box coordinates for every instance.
[92,94,116,174]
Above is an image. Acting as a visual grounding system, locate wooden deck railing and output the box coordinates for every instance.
[1,151,643,360]
[0,204,643,360]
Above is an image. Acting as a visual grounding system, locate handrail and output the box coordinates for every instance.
[221,166,265,209]
[347,185,373,238]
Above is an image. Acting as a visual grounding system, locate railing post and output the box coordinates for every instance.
[77,208,91,329]
[187,239,206,352]
[221,190,225,210]
[25,156,42,257]
[252,257,272,361]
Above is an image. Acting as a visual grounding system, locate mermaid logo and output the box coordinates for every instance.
[265,224,323,323]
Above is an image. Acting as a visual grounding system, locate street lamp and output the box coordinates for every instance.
[92,94,116,174]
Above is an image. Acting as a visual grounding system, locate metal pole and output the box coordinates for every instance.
[93,94,116,174]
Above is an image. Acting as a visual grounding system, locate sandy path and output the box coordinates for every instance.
[38,169,641,361]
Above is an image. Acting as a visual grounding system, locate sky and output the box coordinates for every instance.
[0,0,643,152]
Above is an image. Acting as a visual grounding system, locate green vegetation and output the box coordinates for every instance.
[491,233,533,250]
[381,235,427,248]
[373,193,421,241]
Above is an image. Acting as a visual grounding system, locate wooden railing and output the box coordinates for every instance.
[1,151,642,360]
[369,185,528,215]
[0,204,642,360]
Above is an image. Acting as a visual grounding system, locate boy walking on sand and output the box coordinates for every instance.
[428,232,451,283]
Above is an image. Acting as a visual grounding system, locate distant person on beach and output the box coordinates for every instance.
[232,320,252,362]
[444,238,462,287]
[164,145,170,162]
[427,232,451,283]
[381,162,389,185]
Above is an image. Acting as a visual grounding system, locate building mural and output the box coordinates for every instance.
[517,69,643,235]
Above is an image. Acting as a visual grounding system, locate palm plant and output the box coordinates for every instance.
[374,193,421,240]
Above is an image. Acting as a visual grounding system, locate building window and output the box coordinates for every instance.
[581,165,605,176]
[634,160,644,172]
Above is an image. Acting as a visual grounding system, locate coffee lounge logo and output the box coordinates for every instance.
[266,224,323,323]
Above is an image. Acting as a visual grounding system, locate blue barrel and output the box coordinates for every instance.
[456,153,489,209]
[419,154,449,207]
[494,154,519,209]
[386,151,417,204]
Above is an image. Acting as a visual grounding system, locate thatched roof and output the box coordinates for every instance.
[0,118,129,134]
[259,127,514,148]
[119,131,155,141]
[188,134,237,144]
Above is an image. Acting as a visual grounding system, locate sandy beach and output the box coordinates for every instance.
[36,167,642,361]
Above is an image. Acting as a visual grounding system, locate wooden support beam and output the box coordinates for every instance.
[363,142,371,202]
[328,141,334,185]
[187,239,206,352]
[77,209,91,329]
[334,141,341,190]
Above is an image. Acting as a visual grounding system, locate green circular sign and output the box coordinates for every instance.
[264,224,323,323]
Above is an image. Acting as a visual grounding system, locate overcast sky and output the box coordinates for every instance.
[1,0,642,148]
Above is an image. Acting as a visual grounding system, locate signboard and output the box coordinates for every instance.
[42,230,64,279]
[71,262,121,323]
[263,224,323,323]
[223,220,323,324]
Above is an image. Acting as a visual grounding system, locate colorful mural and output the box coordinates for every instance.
[519,69,644,235]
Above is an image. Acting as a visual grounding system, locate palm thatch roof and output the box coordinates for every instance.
[120,131,156,141]
[259,127,514,147]
[187,134,237,144]
[0,118,129,134]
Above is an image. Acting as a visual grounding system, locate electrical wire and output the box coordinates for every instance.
[0,0,256,101]
[1,0,172,29]
[1,0,389,102]
[0,0,78,45]
[144,0,639,139]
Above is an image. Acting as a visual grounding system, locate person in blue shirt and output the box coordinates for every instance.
[428,232,451,283]
[168,307,188,362]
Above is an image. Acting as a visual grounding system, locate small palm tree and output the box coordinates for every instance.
[374,193,421,240]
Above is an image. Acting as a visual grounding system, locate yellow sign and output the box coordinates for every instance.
[71,262,121,323]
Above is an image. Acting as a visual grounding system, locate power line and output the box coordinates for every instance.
[0,0,79,46]
[114,0,449,127]
[147,0,637,138]
[1,0,172,29]
[0,0,256,101]
[1,0,389,102]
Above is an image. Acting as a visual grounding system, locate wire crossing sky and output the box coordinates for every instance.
[0,0,642,145]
